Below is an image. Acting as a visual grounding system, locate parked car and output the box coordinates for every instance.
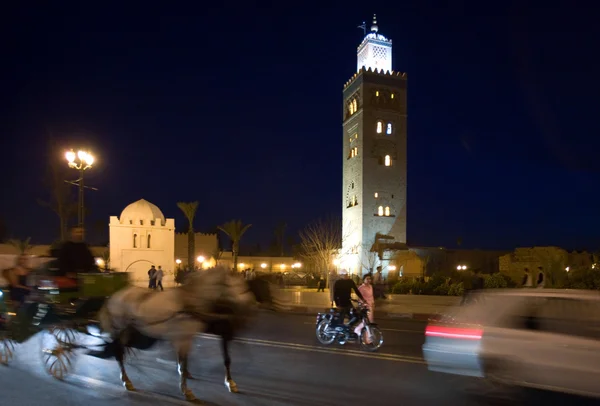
[422,289,600,399]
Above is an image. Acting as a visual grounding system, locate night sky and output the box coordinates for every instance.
[2,1,600,251]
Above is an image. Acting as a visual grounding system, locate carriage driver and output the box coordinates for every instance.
[56,226,97,285]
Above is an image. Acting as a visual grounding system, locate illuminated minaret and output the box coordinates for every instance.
[341,15,408,276]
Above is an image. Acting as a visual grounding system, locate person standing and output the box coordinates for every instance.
[156,266,164,291]
[148,265,157,289]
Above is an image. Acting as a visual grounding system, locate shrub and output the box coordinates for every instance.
[484,273,508,289]
[448,282,464,296]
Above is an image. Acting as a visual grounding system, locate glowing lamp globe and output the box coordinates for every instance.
[66,150,76,163]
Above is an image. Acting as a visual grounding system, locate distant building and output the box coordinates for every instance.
[109,199,175,282]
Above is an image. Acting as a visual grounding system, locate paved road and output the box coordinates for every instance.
[1,312,597,405]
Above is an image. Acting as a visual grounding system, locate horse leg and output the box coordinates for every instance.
[221,337,238,393]
[175,340,197,402]
[115,339,135,391]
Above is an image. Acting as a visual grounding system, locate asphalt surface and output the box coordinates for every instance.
[0,312,598,406]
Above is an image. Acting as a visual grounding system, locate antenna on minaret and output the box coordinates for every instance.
[357,21,366,36]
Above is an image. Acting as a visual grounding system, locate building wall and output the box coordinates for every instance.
[217,252,297,272]
[498,246,592,285]
[174,232,218,266]
[342,69,408,275]
[109,216,175,281]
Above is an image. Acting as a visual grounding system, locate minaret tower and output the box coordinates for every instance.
[341,15,407,276]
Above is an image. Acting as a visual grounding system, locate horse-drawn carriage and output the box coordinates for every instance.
[0,268,129,379]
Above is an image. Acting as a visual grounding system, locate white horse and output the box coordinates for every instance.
[93,266,277,402]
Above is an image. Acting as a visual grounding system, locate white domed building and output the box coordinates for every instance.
[109,199,175,282]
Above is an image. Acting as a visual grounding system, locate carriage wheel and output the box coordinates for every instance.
[48,326,78,345]
[0,334,16,365]
[40,328,78,380]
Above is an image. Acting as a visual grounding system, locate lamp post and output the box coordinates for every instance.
[65,150,94,232]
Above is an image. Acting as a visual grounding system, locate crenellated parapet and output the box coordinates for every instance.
[344,67,407,89]
[175,232,217,237]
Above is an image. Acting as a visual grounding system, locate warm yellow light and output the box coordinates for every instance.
[384,206,390,216]
[203,261,210,268]
[384,155,391,166]
[333,259,340,266]
[280,264,286,269]
[565,267,570,272]
[260,263,267,269]
[294,262,302,268]
[388,265,397,271]
[196,256,205,263]
[78,150,87,161]
[85,153,94,166]
[374,192,378,198]
[66,150,76,163]
[391,93,395,99]
[176,259,182,264]
[239,263,245,268]
[378,206,384,216]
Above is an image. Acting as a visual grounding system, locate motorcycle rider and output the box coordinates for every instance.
[333,269,364,331]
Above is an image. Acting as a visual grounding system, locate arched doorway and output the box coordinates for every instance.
[125,259,155,282]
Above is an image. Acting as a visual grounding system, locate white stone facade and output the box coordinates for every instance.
[109,199,175,282]
[341,19,408,276]
[357,15,393,74]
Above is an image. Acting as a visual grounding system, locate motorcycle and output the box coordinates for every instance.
[315,300,383,352]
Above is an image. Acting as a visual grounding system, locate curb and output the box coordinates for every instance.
[276,306,434,321]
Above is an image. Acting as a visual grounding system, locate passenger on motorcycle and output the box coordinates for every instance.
[358,273,375,323]
[333,269,365,327]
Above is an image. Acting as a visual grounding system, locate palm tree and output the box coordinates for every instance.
[218,220,252,271]
[177,201,199,269]
[8,237,32,255]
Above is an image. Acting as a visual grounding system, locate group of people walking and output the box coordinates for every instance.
[147,265,165,291]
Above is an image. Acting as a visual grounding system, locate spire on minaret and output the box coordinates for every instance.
[371,14,378,33]
[356,13,392,73]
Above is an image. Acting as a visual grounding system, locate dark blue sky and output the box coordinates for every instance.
[2,1,599,251]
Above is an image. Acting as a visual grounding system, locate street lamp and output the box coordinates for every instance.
[65,149,95,232]
[196,256,205,263]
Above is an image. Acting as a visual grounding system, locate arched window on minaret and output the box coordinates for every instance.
[133,234,137,248]
[386,123,393,135]
[147,234,151,249]
[378,206,384,216]
[385,206,390,216]
[352,99,357,113]
[384,155,392,166]
[349,102,354,115]
[376,121,383,134]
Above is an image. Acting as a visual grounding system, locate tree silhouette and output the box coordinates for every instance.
[177,201,199,269]
[218,220,252,271]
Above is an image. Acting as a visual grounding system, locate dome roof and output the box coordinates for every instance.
[120,199,165,225]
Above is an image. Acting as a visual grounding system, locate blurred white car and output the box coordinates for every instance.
[422,289,600,398]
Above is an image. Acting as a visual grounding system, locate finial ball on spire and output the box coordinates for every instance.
[371,14,378,32]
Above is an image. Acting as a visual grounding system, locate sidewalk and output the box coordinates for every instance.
[275,289,460,320]
[134,282,460,320]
